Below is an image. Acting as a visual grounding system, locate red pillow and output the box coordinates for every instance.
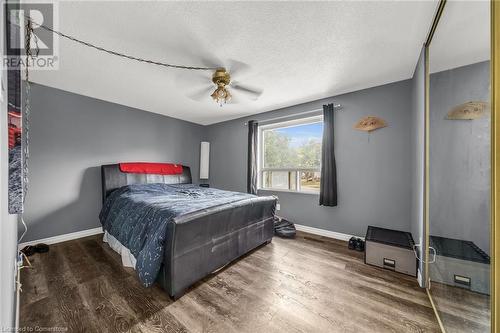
[119,162,183,175]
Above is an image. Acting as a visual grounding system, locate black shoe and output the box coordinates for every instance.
[34,243,49,253]
[20,243,49,257]
[20,246,36,257]
[355,238,365,252]
[348,237,357,250]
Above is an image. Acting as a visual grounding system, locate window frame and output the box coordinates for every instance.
[257,115,323,194]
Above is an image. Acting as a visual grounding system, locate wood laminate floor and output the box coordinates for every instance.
[20,232,441,333]
[429,281,490,332]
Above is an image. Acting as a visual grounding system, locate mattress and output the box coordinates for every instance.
[103,231,136,269]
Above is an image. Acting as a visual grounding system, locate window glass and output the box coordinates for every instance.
[260,118,323,192]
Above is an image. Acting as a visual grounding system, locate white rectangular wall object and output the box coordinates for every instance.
[200,142,210,180]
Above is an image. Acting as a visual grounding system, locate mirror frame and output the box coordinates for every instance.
[422,1,446,330]
[492,1,499,331]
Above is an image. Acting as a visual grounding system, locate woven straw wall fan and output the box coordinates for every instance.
[446,101,489,120]
[354,116,387,132]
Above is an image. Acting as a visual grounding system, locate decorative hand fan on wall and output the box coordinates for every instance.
[446,101,488,120]
[354,116,387,132]
[179,58,263,106]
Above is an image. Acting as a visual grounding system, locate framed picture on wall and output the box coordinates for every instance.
[6,4,23,214]
[7,70,22,214]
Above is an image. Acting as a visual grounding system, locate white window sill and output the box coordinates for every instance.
[257,188,320,196]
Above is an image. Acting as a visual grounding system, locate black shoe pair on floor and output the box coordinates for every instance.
[348,237,365,252]
[21,243,50,257]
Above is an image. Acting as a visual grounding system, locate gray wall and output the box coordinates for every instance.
[26,63,489,253]
[206,80,413,237]
[23,84,205,242]
[429,61,490,254]
[410,47,426,283]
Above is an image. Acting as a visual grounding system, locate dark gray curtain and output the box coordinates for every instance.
[319,104,337,206]
[247,120,258,194]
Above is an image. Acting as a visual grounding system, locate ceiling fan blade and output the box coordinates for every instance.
[231,82,263,101]
[199,54,224,69]
[175,70,211,91]
[187,86,214,101]
[226,59,251,78]
[227,91,244,104]
[172,30,223,69]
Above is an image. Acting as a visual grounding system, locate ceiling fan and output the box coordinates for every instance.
[181,59,263,106]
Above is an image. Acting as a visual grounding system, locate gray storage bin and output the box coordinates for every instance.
[430,236,490,295]
[365,226,417,277]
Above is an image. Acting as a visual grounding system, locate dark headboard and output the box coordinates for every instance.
[101,164,192,203]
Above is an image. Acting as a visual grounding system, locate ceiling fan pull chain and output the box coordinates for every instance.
[22,15,262,107]
[25,15,218,71]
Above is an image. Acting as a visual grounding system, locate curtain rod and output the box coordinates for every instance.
[243,104,342,126]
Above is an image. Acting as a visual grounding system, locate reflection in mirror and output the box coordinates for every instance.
[428,0,490,332]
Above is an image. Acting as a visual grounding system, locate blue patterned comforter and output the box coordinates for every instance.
[99,183,256,286]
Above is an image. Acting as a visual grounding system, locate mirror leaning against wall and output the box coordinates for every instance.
[427,0,491,332]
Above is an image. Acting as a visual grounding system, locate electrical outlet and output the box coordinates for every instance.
[276,203,281,211]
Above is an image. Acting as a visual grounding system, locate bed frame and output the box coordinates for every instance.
[101,163,276,299]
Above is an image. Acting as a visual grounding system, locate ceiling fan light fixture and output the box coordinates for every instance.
[211,85,231,106]
[188,65,260,105]
[211,68,231,106]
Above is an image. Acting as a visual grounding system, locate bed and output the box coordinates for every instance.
[99,163,276,299]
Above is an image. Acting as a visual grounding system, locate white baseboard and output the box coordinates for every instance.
[294,224,364,241]
[18,227,103,248]
[18,224,359,248]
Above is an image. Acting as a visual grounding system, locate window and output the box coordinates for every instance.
[258,116,323,193]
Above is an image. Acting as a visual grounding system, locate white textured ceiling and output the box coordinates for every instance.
[30,1,438,125]
[430,0,490,73]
